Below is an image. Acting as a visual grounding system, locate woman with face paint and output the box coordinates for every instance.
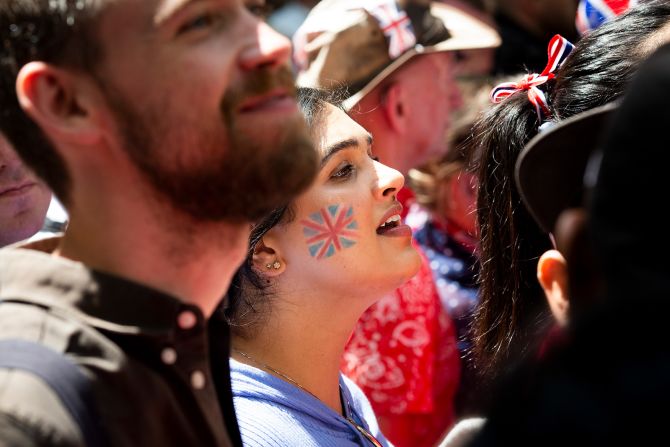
[224,88,422,447]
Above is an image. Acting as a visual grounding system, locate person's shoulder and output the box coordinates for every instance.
[233,397,319,447]
[0,411,80,447]
[0,298,112,363]
[0,303,106,446]
[230,363,306,431]
[472,308,670,445]
[0,304,97,447]
[0,368,82,446]
[341,375,379,423]
[340,374,369,403]
[339,375,381,428]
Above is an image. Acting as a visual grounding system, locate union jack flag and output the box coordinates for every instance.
[576,0,638,35]
[301,204,358,260]
[365,0,417,59]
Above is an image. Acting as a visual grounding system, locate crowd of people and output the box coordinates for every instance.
[0,0,667,446]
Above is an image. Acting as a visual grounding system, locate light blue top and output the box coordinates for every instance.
[230,358,393,447]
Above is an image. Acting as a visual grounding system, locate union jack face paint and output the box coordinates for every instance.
[301,204,358,259]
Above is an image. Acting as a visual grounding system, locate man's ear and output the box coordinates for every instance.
[381,81,407,134]
[250,234,286,278]
[16,62,103,147]
[537,249,570,327]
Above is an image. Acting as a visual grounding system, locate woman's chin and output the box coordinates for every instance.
[400,247,423,280]
[386,252,424,291]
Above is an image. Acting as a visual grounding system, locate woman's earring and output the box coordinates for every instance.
[266,261,281,270]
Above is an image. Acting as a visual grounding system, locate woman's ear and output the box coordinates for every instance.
[251,235,286,278]
[537,249,570,327]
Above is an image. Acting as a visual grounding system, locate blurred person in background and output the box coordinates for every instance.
[0,132,51,247]
[467,0,670,403]
[438,8,670,444]
[491,0,580,74]
[576,0,639,35]
[474,40,670,447]
[406,77,519,418]
[267,0,320,38]
[408,141,480,418]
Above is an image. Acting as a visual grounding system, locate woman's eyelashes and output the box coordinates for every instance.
[330,162,355,181]
[328,153,379,181]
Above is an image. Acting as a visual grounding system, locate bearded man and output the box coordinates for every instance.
[0,1,317,445]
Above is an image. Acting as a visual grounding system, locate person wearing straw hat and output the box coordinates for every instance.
[294,2,500,446]
[295,0,501,176]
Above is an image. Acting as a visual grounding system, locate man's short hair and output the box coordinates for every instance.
[0,1,105,203]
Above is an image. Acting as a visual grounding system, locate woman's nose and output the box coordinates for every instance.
[374,161,405,199]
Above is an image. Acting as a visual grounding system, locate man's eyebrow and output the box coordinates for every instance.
[320,134,373,167]
[155,0,195,25]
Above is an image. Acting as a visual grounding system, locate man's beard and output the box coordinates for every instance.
[106,67,317,223]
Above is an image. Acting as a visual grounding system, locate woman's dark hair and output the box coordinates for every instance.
[468,0,670,386]
[223,87,343,337]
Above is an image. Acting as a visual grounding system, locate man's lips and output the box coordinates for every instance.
[0,181,36,198]
[238,89,298,114]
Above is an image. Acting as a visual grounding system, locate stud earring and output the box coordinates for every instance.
[266,261,281,270]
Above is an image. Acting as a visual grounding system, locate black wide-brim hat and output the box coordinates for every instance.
[515,102,618,234]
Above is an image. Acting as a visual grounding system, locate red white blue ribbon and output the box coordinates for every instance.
[490,35,575,121]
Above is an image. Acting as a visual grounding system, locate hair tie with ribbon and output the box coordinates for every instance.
[490,35,575,121]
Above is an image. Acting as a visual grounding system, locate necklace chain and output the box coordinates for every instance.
[233,348,384,447]
[234,349,318,399]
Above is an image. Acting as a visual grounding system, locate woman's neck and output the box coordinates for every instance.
[231,302,358,414]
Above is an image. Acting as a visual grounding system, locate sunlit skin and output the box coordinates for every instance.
[352,52,461,176]
[95,0,304,162]
[0,133,51,247]
[16,0,309,316]
[441,170,478,237]
[404,52,462,164]
[274,104,421,298]
[233,104,421,414]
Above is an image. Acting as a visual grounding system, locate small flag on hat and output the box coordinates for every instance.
[365,0,417,59]
[576,0,638,35]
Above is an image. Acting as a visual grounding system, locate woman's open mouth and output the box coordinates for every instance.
[376,214,401,235]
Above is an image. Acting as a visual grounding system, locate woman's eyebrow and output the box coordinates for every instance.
[321,134,373,167]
